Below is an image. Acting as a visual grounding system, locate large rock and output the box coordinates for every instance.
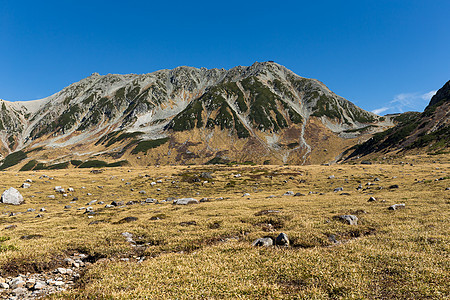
[275,233,290,246]
[1,188,24,205]
[252,237,273,247]
[334,215,358,225]
[173,198,199,205]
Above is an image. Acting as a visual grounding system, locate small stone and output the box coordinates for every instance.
[25,179,32,183]
[33,281,46,290]
[48,195,55,199]
[275,233,290,246]
[243,193,250,197]
[139,190,146,194]
[68,188,74,192]
[294,193,305,196]
[40,207,46,212]
[10,278,25,289]
[21,183,31,189]
[56,267,67,274]
[368,197,377,202]
[389,184,399,189]
[54,281,65,286]
[55,186,65,193]
[12,287,27,296]
[252,237,273,247]
[64,205,71,209]
[283,191,294,196]
[334,187,344,192]
[328,175,335,179]
[0,282,9,289]
[388,203,406,210]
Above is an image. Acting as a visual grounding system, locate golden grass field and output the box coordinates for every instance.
[0,154,449,299]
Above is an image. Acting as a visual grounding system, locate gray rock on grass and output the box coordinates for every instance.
[21,183,31,189]
[334,215,358,225]
[252,237,273,247]
[275,233,290,246]
[173,198,199,205]
[388,203,406,210]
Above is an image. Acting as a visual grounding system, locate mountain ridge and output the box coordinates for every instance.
[0,62,391,168]
[345,80,450,160]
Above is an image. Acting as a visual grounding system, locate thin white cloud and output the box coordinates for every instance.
[372,107,389,115]
[372,90,437,115]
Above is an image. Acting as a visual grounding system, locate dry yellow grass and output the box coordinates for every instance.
[0,154,448,299]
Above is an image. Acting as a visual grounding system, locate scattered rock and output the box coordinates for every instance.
[294,193,305,196]
[111,201,124,206]
[283,191,294,196]
[48,195,55,199]
[389,184,399,189]
[368,197,377,202]
[243,193,250,197]
[334,215,358,225]
[173,198,199,205]
[1,187,24,205]
[252,237,273,247]
[4,224,17,230]
[54,186,65,193]
[334,187,344,192]
[275,233,289,246]
[388,203,406,210]
[21,183,31,189]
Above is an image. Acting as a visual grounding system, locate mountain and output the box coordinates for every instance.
[0,62,391,170]
[346,80,450,160]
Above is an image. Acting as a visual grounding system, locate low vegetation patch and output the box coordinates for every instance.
[131,138,169,154]
[0,151,27,170]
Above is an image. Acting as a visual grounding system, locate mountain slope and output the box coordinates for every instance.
[346,80,450,160]
[0,62,390,168]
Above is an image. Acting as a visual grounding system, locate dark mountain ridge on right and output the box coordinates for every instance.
[346,80,450,160]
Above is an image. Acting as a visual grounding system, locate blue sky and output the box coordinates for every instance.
[1,0,449,115]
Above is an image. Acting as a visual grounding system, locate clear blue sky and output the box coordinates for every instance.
[1,0,449,115]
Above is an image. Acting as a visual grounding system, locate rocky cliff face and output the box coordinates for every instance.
[346,80,450,160]
[0,62,390,168]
